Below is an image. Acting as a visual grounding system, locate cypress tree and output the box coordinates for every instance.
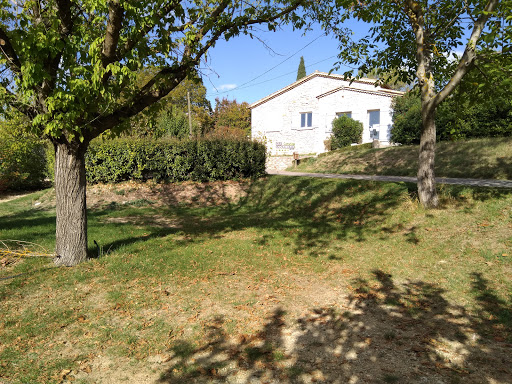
[296,56,306,81]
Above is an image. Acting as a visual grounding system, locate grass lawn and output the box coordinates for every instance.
[292,137,512,180]
[1,176,511,383]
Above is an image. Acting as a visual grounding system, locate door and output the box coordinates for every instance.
[368,110,380,140]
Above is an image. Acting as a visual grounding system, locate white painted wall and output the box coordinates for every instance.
[251,73,402,155]
[318,89,395,144]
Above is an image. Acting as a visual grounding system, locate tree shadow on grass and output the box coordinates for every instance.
[157,270,512,384]
[78,177,411,261]
[2,175,511,267]
[61,176,512,261]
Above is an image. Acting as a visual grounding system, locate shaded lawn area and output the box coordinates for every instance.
[293,137,512,180]
[0,176,511,383]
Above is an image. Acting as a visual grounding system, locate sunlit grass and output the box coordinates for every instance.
[0,176,511,382]
[293,137,512,179]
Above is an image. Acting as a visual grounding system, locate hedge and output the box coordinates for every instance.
[0,123,48,191]
[85,138,266,183]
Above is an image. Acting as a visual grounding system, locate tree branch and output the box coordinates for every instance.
[0,27,22,75]
[83,0,304,139]
[118,0,184,62]
[434,0,499,107]
[55,0,74,35]
[102,0,125,66]
[1,85,38,119]
[431,2,466,40]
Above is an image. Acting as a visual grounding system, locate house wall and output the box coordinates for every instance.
[251,75,399,155]
[318,89,395,145]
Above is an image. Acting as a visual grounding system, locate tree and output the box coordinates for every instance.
[126,74,213,139]
[212,97,251,137]
[311,0,510,207]
[296,56,306,80]
[0,0,303,266]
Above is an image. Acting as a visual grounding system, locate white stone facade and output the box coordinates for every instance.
[250,72,404,155]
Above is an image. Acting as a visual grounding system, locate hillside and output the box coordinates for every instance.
[292,137,512,180]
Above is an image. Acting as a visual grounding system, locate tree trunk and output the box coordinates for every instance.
[417,106,439,208]
[54,142,88,266]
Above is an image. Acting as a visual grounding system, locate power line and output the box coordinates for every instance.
[207,33,325,96]
[207,54,360,97]
[225,55,337,91]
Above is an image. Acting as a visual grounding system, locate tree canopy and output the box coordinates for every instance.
[0,0,303,141]
[212,97,251,137]
[126,73,213,139]
[0,0,304,266]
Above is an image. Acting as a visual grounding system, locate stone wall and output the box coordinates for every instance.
[265,156,294,171]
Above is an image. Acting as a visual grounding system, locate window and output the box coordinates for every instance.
[336,112,352,119]
[300,112,312,128]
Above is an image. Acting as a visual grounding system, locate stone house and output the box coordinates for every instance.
[250,71,404,155]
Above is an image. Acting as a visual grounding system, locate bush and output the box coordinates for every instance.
[0,121,48,191]
[85,138,266,184]
[330,115,364,149]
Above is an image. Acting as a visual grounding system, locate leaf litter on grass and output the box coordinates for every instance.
[1,177,511,383]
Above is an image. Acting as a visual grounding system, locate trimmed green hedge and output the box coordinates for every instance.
[85,138,266,183]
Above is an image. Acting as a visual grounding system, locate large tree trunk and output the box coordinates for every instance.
[417,104,439,208]
[53,141,88,266]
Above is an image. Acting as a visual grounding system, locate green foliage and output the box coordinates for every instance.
[391,90,512,145]
[157,109,190,139]
[85,138,266,184]
[213,98,251,137]
[0,1,301,142]
[390,92,423,145]
[124,75,212,139]
[296,56,306,81]
[0,119,47,191]
[310,1,510,87]
[330,115,363,149]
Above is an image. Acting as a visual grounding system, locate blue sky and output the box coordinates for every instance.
[201,21,371,107]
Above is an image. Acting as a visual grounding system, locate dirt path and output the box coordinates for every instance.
[0,191,30,204]
[268,170,512,188]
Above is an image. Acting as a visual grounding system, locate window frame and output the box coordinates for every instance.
[336,111,352,119]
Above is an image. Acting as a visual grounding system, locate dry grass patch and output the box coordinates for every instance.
[1,176,511,383]
[294,137,512,180]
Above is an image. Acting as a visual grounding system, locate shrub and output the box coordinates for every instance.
[331,115,364,149]
[85,138,266,184]
[0,121,48,191]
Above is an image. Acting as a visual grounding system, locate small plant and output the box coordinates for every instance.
[127,199,154,207]
[384,330,397,341]
[382,374,400,383]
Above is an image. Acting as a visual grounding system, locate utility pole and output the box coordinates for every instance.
[187,90,193,138]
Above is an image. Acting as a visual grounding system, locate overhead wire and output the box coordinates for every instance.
[206,33,326,96]
[206,40,362,97]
